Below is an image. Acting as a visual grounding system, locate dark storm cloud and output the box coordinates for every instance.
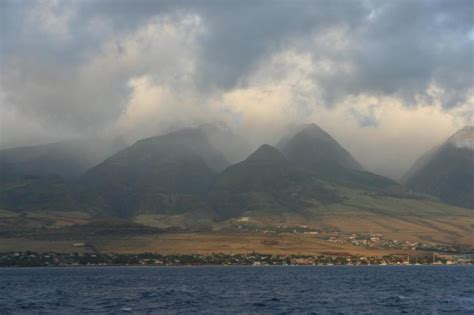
[192,0,368,90]
[349,0,474,107]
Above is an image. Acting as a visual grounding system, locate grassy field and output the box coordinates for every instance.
[320,189,472,217]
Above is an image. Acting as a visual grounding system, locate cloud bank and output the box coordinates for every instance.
[1,0,473,179]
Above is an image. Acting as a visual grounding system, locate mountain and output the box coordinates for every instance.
[80,128,229,217]
[277,124,364,172]
[0,137,127,180]
[0,137,127,213]
[209,144,341,218]
[0,175,80,213]
[403,126,474,208]
[278,124,400,191]
[1,123,470,225]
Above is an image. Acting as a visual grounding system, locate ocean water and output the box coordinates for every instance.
[0,266,473,314]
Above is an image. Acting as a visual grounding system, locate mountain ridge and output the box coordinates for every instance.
[0,123,471,220]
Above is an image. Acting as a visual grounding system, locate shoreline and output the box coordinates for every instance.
[1,251,472,268]
[1,264,473,268]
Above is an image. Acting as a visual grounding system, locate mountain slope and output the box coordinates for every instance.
[0,137,127,180]
[80,128,228,217]
[403,126,474,208]
[0,175,80,213]
[0,137,126,213]
[209,145,341,218]
[278,124,400,191]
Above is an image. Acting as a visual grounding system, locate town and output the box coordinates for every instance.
[1,251,473,267]
[228,223,474,254]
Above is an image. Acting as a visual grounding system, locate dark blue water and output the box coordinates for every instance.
[0,266,473,314]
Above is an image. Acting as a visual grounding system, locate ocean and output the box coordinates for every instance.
[0,266,473,314]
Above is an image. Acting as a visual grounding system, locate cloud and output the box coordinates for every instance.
[1,11,204,137]
[0,0,473,178]
[26,0,74,41]
[350,105,379,128]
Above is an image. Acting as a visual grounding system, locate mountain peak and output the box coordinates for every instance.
[280,124,364,172]
[276,123,334,150]
[245,144,287,164]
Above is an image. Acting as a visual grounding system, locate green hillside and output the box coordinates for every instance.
[210,145,341,218]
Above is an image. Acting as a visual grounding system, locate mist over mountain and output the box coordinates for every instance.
[403,126,474,209]
[198,122,253,165]
[0,137,127,180]
[0,137,127,213]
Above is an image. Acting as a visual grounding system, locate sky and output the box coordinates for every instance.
[0,0,473,179]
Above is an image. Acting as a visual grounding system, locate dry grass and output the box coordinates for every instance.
[0,232,421,257]
[316,214,474,246]
[0,238,90,253]
[213,211,474,247]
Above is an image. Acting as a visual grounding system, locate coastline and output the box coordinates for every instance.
[2,251,472,267]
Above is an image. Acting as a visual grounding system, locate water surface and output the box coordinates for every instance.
[0,266,473,314]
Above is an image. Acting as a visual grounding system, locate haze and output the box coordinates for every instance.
[1,0,473,179]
